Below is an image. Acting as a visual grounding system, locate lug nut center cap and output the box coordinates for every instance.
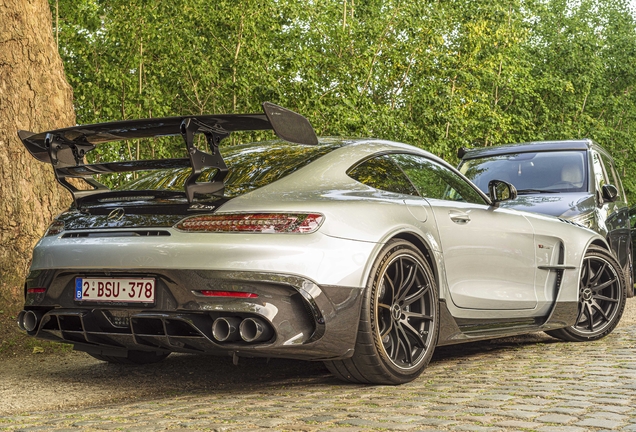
[582,288,593,301]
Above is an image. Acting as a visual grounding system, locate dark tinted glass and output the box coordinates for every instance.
[119,141,341,198]
[347,155,419,196]
[392,154,485,204]
[460,151,588,194]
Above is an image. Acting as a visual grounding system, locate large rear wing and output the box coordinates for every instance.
[18,102,318,205]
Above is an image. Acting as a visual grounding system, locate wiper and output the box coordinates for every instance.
[516,189,554,194]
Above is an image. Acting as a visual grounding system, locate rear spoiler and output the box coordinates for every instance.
[18,102,318,205]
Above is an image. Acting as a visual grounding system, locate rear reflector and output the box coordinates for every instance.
[199,290,258,298]
[27,288,46,294]
[175,213,323,233]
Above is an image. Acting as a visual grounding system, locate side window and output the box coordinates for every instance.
[599,151,625,199]
[347,155,419,196]
[591,151,609,191]
[391,154,486,204]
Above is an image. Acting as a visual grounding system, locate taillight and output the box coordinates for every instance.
[198,290,258,298]
[27,288,46,294]
[45,220,65,236]
[175,213,324,233]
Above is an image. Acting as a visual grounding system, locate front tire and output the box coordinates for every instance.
[325,240,439,384]
[547,246,626,342]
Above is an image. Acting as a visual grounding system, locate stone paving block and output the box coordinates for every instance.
[542,407,586,416]
[495,419,542,428]
[535,414,578,424]
[575,418,625,429]
[587,411,630,421]
[452,425,500,431]
[497,409,540,419]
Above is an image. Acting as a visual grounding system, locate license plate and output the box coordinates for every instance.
[75,277,155,303]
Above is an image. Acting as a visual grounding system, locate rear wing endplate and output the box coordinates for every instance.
[17,102,318,205]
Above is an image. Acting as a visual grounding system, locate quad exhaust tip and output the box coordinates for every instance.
[211,317,242,342]
[239,317,273,343]
[211,316,273,343]
[18,310,41,332]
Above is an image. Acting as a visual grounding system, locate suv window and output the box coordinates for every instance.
[597,150,626,201]
[460,151,588,194]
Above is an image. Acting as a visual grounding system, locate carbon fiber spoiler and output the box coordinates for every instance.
[18,102,318,204]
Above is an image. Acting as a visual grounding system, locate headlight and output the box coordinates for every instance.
[561,210,595,229]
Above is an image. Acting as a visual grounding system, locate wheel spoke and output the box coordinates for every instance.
[383,274,396,303]
[590,300,609,322]
[590,262,606,285]
[403,283,430,306]
[379,316,393,338]
[395,323,413,364]
[593,277,616,292]
[396,262,417,302]
[584,303,595,331]
[401,319,427,348]
[593,294,618,303]
[403,310,433,321]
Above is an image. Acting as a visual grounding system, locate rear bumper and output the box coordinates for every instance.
[22,269,364,361]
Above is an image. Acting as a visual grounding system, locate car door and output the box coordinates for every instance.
[391,154,537,310]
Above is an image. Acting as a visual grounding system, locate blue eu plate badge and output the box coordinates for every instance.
[75,278,83,300]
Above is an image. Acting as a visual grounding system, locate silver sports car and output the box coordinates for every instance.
[17,103,626,384]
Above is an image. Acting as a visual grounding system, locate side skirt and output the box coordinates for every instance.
[436,299,579,347]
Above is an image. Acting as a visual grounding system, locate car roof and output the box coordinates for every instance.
[460,139,596,160]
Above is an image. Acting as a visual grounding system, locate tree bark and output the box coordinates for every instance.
[0,0,75,305]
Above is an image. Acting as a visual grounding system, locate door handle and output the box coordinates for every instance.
[449,210,470,224]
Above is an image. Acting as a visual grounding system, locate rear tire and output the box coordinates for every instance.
[546,246,625,342]
[325,240,439,385]
[89,350,170,365]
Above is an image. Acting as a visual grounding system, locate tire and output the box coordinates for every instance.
[325,239,439,384]
[546,245,626,342]
[89,350,170,365]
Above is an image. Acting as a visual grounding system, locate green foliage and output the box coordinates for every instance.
[51,0,636,200]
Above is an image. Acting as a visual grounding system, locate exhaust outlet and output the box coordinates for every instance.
[22,310,42,332]
[212,317,242,342]
[16,310,27,331]
[239,317,273,343]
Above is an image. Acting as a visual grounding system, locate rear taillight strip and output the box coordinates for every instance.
[175,213,324,234]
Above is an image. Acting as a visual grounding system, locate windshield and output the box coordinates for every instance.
[459,150,589,194]
[118,141,342,198]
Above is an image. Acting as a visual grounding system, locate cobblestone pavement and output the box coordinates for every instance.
[1,319,635,431]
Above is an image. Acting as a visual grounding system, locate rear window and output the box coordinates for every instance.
[119,141,341,198]
[460,151,589,194]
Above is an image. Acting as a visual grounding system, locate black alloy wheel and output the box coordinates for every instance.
[325,240,438,384]
[547,246,626,342]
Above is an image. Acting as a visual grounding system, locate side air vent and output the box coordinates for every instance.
[63,230,171,238]
[557,218,585,228]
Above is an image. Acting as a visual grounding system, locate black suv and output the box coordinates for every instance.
[458,140,633,297]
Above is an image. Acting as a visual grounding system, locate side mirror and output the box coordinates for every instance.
[488,179,518,205]
[601,184,619,203]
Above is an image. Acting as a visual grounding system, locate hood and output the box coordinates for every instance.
[499,192,595,218]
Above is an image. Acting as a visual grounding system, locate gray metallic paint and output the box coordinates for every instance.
[23,139,609,360]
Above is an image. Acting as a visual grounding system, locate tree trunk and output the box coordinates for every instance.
[0,0,75,305]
